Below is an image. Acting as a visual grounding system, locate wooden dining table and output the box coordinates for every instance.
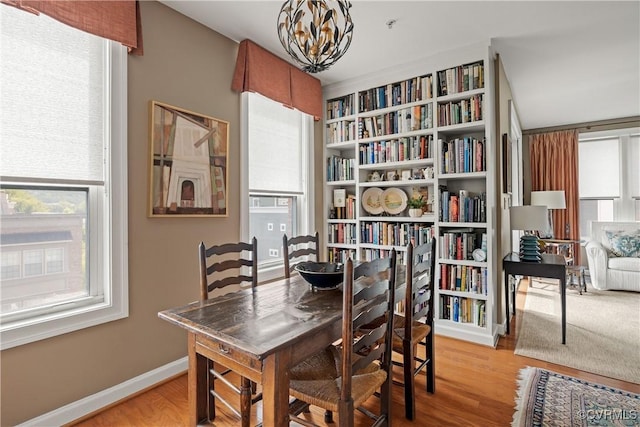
[159,272,404,426]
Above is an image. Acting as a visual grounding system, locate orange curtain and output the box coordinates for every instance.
[232,39,323,120]
[1,0,143,55]
[529,129,580,261]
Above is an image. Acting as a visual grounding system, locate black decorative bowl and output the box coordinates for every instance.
[295,262,344,289]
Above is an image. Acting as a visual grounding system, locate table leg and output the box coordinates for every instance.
[262,349,292,426]
[511,275,517,329]
[560,276,566,345]
[188,333,208,425]
[505,270,510,335]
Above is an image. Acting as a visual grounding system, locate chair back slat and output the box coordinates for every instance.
[207,275,255,293]
[206,258,253,275]
[199,237,257,301]
[282,232,319,278]
[206,241,254,257]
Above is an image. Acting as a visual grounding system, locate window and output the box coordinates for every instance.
[578,128,640,239]
[241,92,314,281]
[0,8,128,349]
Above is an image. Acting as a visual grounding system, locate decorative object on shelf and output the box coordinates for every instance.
[407,194,426,217]
[277,0,354,73]
[381,187,408,215]
[295,262,344,289]
[422,166,434,179]
[401,169,412,181]
[530,190,566,239]
[386,170,399,181]
[368,171,383,182]
[362,187,384,215]
[510,205,549,262]
[148,101,229,217]
[472,248,486,262]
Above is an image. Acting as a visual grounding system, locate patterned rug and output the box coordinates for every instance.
[513,367,640,427]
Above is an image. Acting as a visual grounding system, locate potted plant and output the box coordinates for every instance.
[407,194,425,217]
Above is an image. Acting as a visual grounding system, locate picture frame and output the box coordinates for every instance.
[400,169,412,181]
[502,133,512,194]
[148,100,229,217]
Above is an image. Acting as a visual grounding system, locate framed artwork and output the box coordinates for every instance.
[502,133,512,194]
[148,101,229,217]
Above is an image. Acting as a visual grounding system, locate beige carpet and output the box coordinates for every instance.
[515,281,640,384]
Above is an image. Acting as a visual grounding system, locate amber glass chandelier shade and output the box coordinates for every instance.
[277,0,354,73]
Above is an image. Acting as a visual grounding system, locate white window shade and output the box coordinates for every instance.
[579,138,620,198]
[248,93,303,194]
[0,13,106,184]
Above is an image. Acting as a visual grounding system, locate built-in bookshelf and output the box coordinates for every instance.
[322,44,496,346]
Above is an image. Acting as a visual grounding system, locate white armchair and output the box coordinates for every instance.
[585,221,640,291]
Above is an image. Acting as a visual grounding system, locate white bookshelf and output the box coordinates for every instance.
[322,42,498,346]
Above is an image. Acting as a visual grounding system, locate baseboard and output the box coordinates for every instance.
[17,357,188,427]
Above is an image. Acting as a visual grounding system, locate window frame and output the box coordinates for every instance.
[578,127,640,239]
[240,92,315,283]
[0,37,129,350]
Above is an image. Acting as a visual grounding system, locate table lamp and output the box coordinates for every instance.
[510,205,549,262]
[530,190,566,238]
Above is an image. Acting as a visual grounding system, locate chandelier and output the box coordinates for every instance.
[277,0,353,73]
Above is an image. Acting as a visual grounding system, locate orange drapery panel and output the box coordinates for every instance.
[529,129,580,261]
[1,0,143,55]
[231,39,323,120]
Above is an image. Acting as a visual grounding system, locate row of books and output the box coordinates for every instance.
[331,191,356,219]
[358,135,433,165]
[327,156,355,182]
[439,231,485,261]
[359,104,433,139]
[439,296,486,326]
[359,248,399,263]
[326,95,355,120]
[439,189,487,223]
[328,223,357,245]
[439,264,488,295]
[440,137,486,173]
[437,94,483,127]
[361,222,435,248]
[437,62,484,96]
[327,248,356,264]
[359,75,434,112]
[326,120,357,144]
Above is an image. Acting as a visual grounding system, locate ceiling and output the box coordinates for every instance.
[159,1,640,130]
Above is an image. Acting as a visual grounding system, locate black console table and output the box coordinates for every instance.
[503,252,567,344]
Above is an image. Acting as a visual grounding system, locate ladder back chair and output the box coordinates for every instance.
[289,251,397,427]
[198,237,260,427]
[282,232,319,278]
[392,237,436,420]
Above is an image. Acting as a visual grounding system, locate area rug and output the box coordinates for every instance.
[515,281,640,384]
[513,367,640,427]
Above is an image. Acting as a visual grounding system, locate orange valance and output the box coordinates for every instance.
[1,0,143,55]
[232,39,322,120]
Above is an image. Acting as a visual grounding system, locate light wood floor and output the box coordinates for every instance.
[72,282,640,426]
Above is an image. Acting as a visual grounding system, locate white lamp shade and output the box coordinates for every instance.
[530,190,566,209]
[509,205,549,231]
